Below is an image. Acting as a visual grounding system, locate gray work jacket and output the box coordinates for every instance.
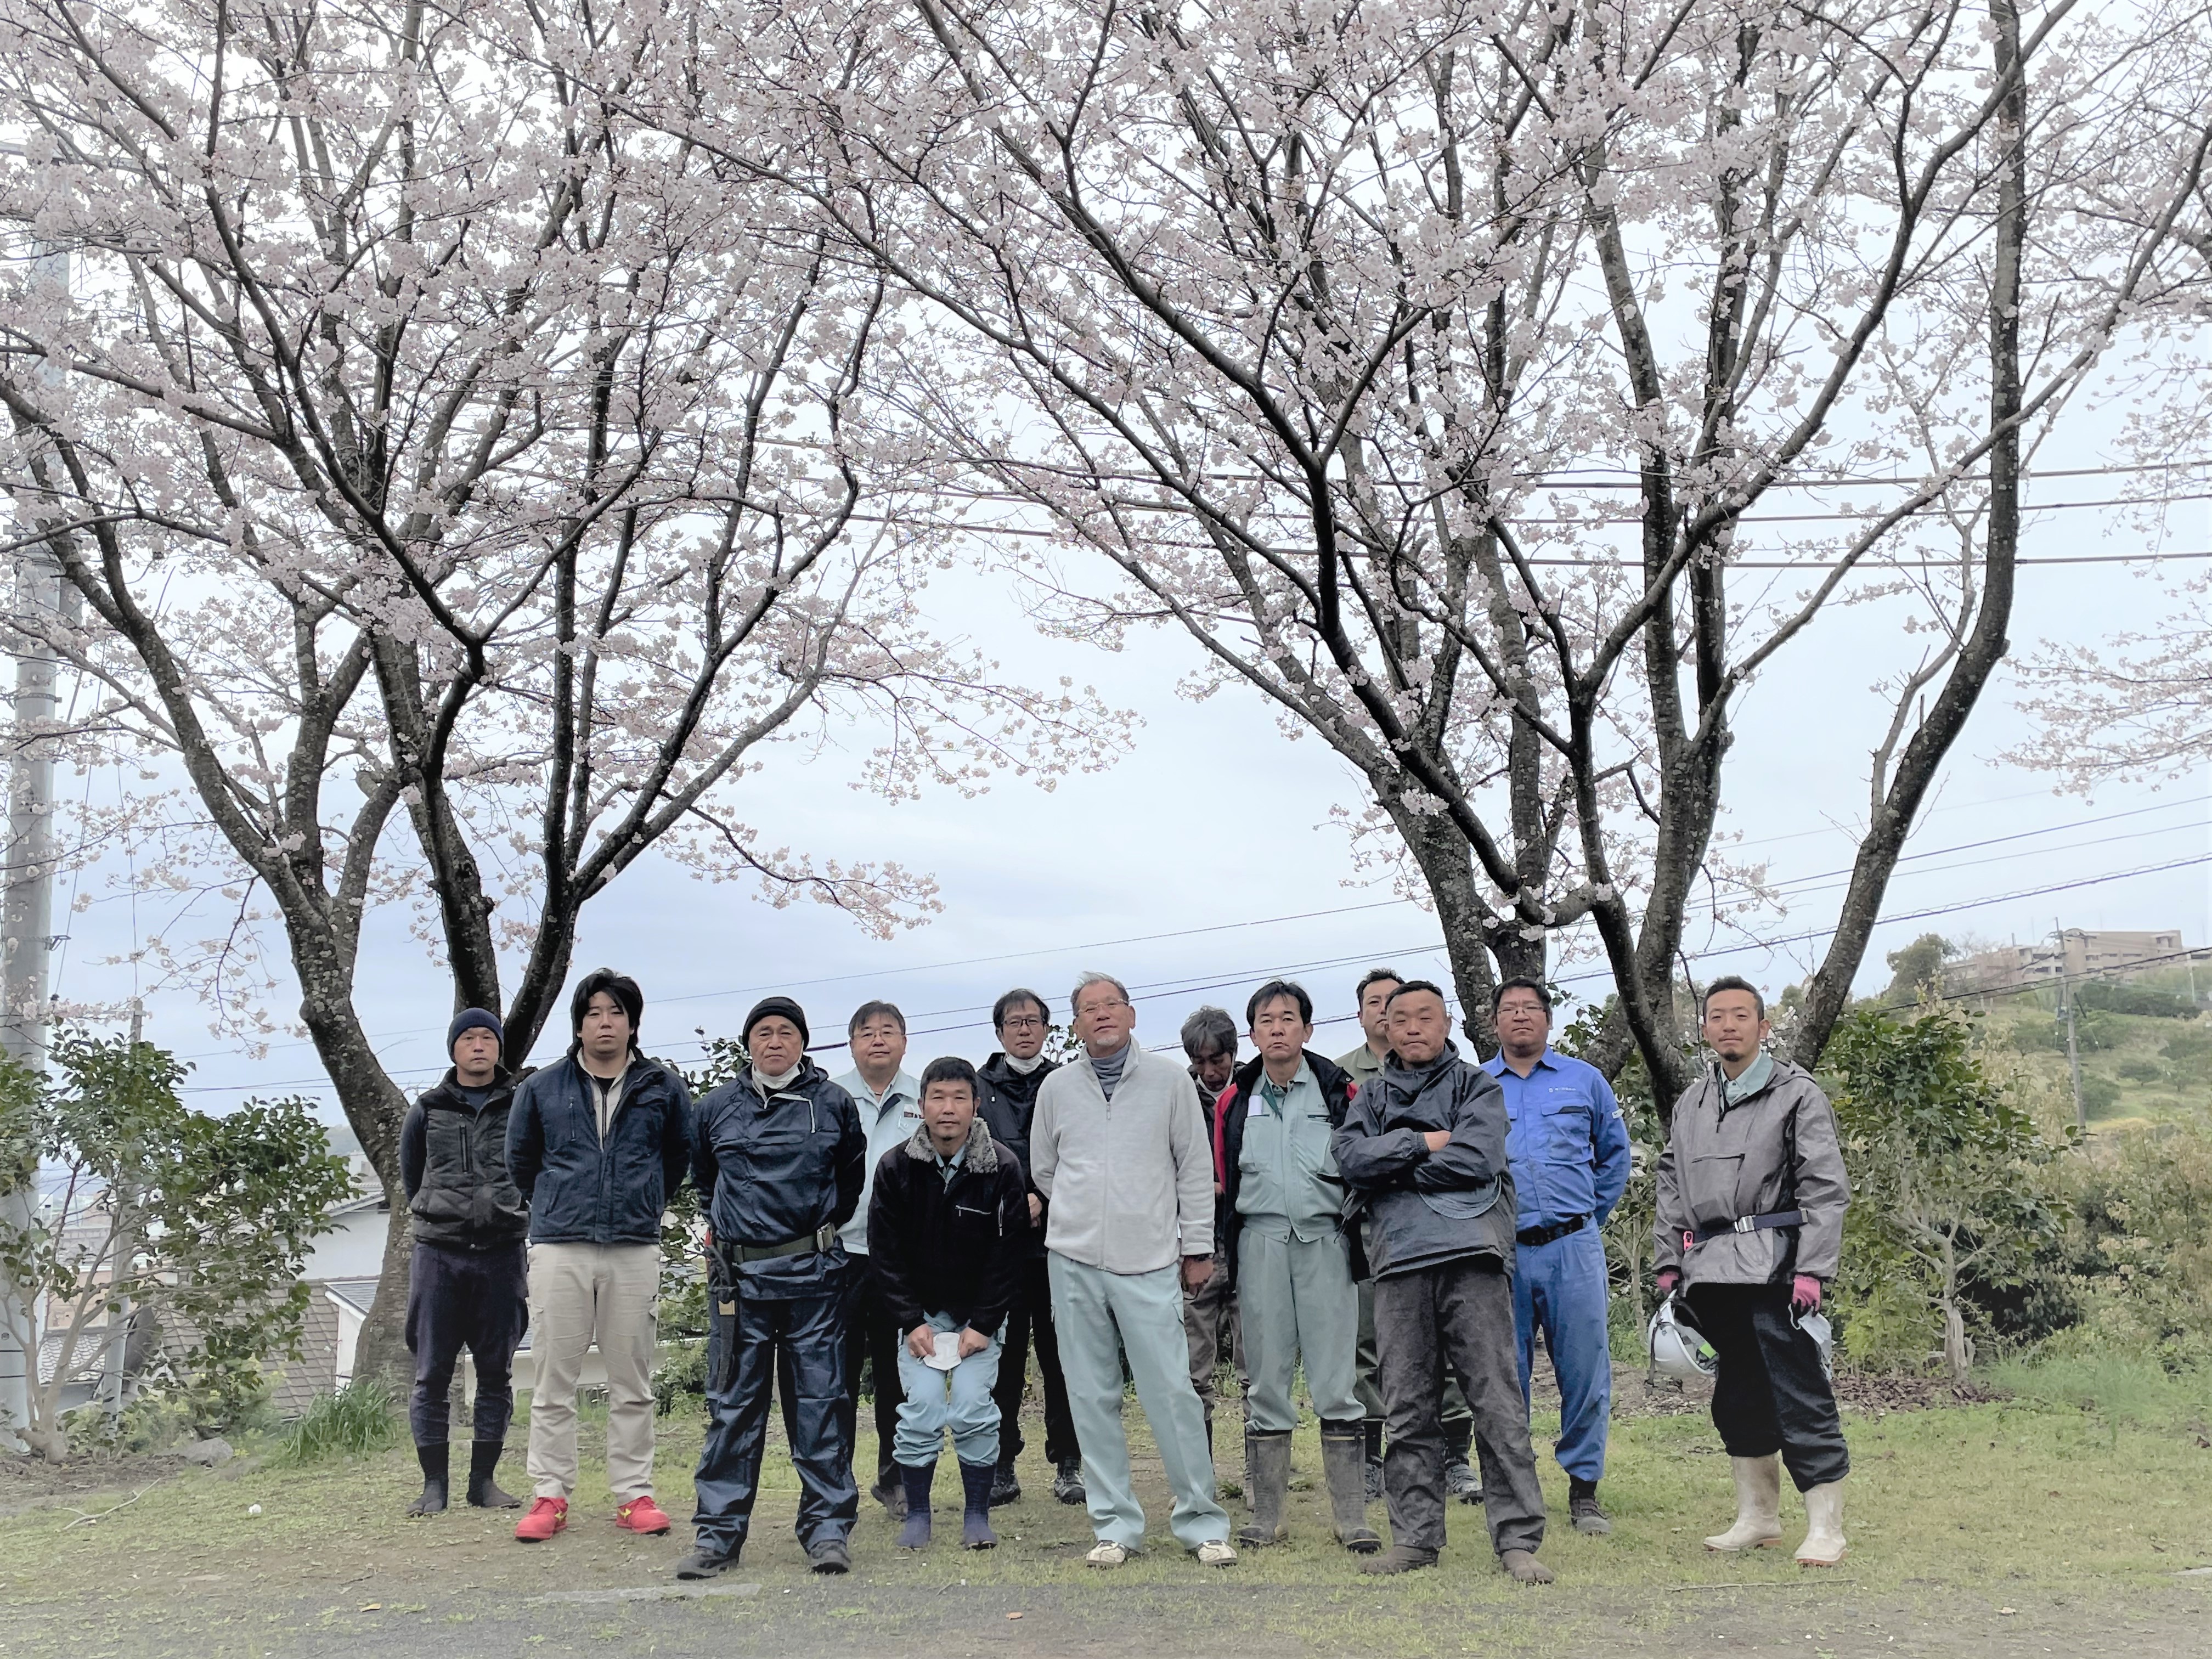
[1654,1056,1849,1286]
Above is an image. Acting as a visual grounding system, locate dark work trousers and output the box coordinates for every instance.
[1372,1256,1547,1557]
[991,1254,1078,1466]
[403,1241,528,1447]
[695,1284,858,1555]
[778,1268,904,1494]
[1689,1282,1850,1492]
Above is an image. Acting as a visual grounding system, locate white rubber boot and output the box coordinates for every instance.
[1795,1479,1846,1566]
[1703,1455,1784,1551]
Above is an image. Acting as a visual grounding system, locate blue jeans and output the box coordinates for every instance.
[893,1312,1005,1468]
[1512,1222,1613,1483]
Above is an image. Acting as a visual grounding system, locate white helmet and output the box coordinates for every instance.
[1649,1293,1717,1381]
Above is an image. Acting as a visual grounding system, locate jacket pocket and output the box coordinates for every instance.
[1687,1151,1747,1224]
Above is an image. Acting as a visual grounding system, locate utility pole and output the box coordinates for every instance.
[2052,922,2085,1136]
[0,233,77,1451]
[103,1000,142,1420]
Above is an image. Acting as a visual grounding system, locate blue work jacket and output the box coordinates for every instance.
[1482,1048,1632,1233]
[505,1053,695,1247]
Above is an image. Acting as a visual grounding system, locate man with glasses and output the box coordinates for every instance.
[1483,979,1631,1535]
[833,1001,924,1517]
[1032,973,1237,1568]
[975,989,1082,1506]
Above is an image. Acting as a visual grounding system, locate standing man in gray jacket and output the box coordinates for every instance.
[1333,981,1551,1584]
[1032,972,1238,1569]
[1655,977,1851,1568]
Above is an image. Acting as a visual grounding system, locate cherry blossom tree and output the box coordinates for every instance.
[0,0,1121,1374]
[657,0,2212,1106]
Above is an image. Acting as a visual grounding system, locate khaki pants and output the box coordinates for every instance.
[525,1241,659,1503]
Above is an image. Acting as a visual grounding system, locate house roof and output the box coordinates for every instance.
[321,1277,381,1316]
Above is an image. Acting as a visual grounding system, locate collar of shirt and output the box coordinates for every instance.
[1719,1049,1775,1107]
[1257,1057,1315,1114]
[934,1144,968,1184]
[844,1069,920,1118]
[1482,1047,1558,1079]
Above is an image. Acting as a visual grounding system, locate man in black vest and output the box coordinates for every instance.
[399,1008,529,1516]
[975,987,1080,1506]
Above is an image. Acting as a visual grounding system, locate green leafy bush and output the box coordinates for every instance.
[272,1378,403,1466]
[2076,980,2194,1019]
[1824,1007,2074,1381]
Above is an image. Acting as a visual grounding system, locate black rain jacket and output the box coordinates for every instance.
[693,1059,866,1299]
[1331,1041,1516,1279]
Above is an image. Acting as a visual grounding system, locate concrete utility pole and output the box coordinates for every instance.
[2052,922,2085,1136]
[0,235,77,1451]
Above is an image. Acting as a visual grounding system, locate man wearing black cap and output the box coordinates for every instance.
[398,1007,529,1516]
[506,970,696,1544]
[680,996,868,1579]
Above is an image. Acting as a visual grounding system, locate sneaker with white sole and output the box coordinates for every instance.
[1195,1538,1238,1567]
[1085,1541,1132,1568]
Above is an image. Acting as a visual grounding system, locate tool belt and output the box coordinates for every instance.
[1684,1209,1803,1249]
[721,1222,839,1265]
[1516,1213,1590,1248]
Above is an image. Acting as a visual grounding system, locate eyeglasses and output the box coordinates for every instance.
[1075,998,1131,1016]
[1001,1016,1047,1032]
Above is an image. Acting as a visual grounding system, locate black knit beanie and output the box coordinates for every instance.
[742,995,810,1049]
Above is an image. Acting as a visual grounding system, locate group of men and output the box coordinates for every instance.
[396,961,1852,1582]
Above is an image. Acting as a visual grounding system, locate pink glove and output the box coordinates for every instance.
[1655,1268,1680,1297]
[1791,1274,1822,1313]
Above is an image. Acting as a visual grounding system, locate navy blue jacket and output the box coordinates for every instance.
[693,1059,866,1299]
[505,1053,695,1246]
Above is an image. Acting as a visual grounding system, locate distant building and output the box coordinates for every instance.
[1948,928,2192,994]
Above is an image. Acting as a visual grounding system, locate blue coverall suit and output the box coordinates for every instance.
[1482,1048,1631,1485]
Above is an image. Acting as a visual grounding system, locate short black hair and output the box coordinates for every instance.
[1245,978,1313,1027]
[992,988,1051,1031]
[848,999,907,1037]
[1180,1005,1238,1061]
[1490,978,1552,1016]
[919,1056,979,1099]
[569,969,642,1049]
[1701,975,1767,1019]
[1384,978,1447,1011]
[1355,967,1406,1003]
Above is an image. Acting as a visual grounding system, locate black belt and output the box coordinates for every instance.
[1516,1214,1590,1248]
[1686,1209,1803,1247]
[729,1223,839,1263]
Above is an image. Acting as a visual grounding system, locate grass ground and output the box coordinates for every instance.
[3,1367,2208,1659]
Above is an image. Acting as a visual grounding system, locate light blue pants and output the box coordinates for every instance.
[1049,1253,1230,1551]
[1513,1223,1613,1483]
[1237,1227,1363,1432]
[891,1311,1004,1469]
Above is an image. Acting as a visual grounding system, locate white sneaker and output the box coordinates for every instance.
[1195,1539,1238,1567]
[1086,1541,1132,1568]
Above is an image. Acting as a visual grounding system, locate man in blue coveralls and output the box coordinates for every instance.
[1482,979,1631,1536]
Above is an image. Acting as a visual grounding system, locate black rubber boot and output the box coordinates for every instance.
[1321,1421,1381,1554]
[1235,1431,1290,1547]
[467,1441,521,1509]
[898,1462,934,1549]
[959,1460,999,1549]
[1443,1417,1482,1505]
[407,1442,449,1517]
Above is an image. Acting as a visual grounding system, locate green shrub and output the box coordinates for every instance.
[2115,1058,2163,1084]
[2076,980,2194,1019]
[272,1379,403,1466]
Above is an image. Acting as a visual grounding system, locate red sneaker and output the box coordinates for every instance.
[615,1496,673,1536]
[514,1496,568,1542]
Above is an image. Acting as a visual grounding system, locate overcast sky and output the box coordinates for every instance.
[37,432,2207,1123]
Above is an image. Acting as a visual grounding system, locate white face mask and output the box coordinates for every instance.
[756,1064,803,1093]
[1003,1051,1047,1075]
